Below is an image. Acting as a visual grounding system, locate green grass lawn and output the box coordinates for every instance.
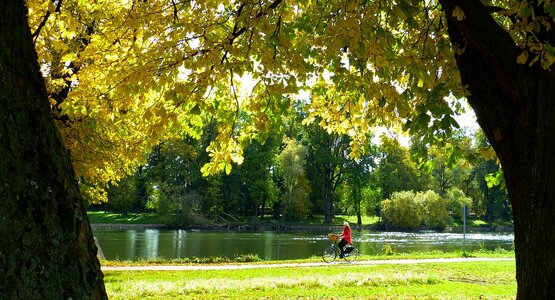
[88,211,165,224]
[103,260,516,299]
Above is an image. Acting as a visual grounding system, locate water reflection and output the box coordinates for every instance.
[93,229,514,261]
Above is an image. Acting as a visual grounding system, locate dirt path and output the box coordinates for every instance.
[102,257,514,271]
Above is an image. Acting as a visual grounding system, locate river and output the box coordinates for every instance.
[92,228,514,261]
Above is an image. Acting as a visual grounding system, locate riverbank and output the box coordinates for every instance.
[90,222,359,231]
[90,222,514,232]
[88,211,513,232]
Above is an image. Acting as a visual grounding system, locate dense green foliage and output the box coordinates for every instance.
[98,111,511,227]
[381,191,423,228]
[379,189,469,229]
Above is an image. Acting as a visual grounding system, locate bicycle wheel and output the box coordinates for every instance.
[343,247,359,263]
[322,245,337,263]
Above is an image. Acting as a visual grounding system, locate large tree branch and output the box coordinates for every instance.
[32,0,63,44]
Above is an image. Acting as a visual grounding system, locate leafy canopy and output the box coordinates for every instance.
[28,0,554,195]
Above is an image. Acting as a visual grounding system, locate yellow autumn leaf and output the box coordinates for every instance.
[452,7,465,21]
[517,51,529,64]
[479,147,497,161]
[224,163,232,175]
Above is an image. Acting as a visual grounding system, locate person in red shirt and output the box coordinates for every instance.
[338,221,353,258]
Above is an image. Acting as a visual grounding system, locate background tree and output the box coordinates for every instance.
[339,139,378,226]
[277,138,311,220]
[413,131,475,200]
[377,139,427,199]
[235,129,282,219]
[106,176,139,216]
[145,139,202,222]
[416,190,451,229]
[445,187,473,222]
[469,131,511,225]
[304,122,351,223]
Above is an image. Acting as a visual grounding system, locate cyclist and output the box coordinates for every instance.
[338,221,353,258]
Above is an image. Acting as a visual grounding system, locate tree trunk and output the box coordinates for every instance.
[0,1,107,299]
[259,200,266,219]
[355,188,362,227]
[323,172,334,224]
[440,0,555,298]
[484,187,494,226]
[273,201,280,220]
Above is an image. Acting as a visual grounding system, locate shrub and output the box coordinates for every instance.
[381,190,456,229]
[381,191,422,228]
[382,244,395,255]
[417,190,452,228]
[234,254,262,262]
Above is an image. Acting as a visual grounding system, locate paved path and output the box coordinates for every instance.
[102,257,514,271]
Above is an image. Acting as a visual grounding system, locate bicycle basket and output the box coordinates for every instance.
[327,233,339,242]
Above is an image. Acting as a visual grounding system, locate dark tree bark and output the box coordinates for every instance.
[324,172,334,224]
[439,0,555,298]
[0,1,107,299]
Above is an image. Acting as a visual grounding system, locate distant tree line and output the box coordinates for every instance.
[94,106,510,227]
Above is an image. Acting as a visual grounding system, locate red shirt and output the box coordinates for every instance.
[341,226,352,244]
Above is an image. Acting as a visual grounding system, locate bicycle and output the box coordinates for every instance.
[322,233,359,263]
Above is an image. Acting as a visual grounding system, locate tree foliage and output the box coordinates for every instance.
[278,138,311,220]
[26,0,467,191]
[377,138,426,199]
[445,187,473,221]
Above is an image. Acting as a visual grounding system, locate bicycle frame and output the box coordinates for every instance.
[322,239,359,263]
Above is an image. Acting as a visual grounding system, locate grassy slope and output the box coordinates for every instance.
[104,260,516,299]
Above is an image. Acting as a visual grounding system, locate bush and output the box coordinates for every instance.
[234,254,262,263]
[381,190,455,229]
[382,244,395,255]
[381,191,422,228]
[417,190,452,228]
